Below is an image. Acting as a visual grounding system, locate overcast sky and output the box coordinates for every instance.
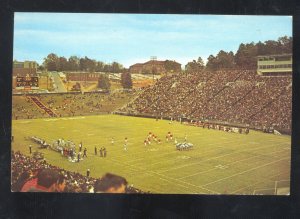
[14,13,292,68]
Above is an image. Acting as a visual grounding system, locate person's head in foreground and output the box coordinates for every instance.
[94,173,128,193]
[25,168,66,192]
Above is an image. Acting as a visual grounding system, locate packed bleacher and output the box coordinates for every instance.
[12,69,292,133]
[120,69,292,133]
[11,151,147,193]
[12,96,47,119]
[12,90,137,119]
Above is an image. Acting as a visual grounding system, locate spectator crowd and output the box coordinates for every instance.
[122,70,292,133]
[11,150,147,193]
[12,70,292,133]
[12,90,137,119]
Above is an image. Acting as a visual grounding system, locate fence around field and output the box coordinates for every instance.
[114,111,291,135]
[12,90,291,135]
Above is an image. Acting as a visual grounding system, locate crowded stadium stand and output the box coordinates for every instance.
[12,68,291,134]
[12,95,49,119]
[11,151,147,193]
[12,90,137,119]
[119,69,292,134]
[12,69,292,134]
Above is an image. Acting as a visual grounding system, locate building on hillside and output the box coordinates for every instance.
[129,63,144,74]
[129,60,181,74]
[13,60,38,77]
[257,54,292,76]
[66,72,103,81]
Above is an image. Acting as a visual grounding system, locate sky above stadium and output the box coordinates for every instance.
[14,13,292,68]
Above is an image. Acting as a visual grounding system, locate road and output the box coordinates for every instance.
[50,72,67,92]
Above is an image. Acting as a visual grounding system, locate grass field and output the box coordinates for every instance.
[12,114,291,194]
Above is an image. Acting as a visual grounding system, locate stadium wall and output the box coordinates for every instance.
[114,111,291,135]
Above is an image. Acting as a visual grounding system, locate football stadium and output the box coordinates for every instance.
[11,14,292,195]
[12,67,292,194]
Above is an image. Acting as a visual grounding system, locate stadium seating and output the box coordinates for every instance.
[122,70,292,133]
[12,90,137,119]
[11,151,146,193]
[12,70,292,133]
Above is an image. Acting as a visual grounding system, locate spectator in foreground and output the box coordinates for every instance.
[94,173,127,193]
[21,169,66,192]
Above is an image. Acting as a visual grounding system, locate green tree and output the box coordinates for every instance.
[111,61,123,73]
[278,36,292,53]
[95,61,104,72]
[37,64,45,71]
[86,58,96,72]
[121,72,133,89]
[185,57,205,73]
[68,56,80,71]
[43,53,59,71]
[103,64,111,73]
[206,51,235,70]
[98,74,111,90]
[206,55,217,70]
[217,50,235,69]
[71,82,81,91]
[264,40,280,54]
[234,37,292,69]
[235,43,258,68]
[197,57,205,67]
[256,41,267,55]
[79,57,88,71]
[57,56,68,71]
[79,56,96,72]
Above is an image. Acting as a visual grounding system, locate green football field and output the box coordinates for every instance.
[11,114,291,194]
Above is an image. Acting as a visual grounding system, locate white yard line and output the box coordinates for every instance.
[179,148,290,179]
[99,133,256,160]
[125,144,223,165]
[201,156,289,187]
[159,142,289,173]
[253,188,276,195]
[148,170,219,194]
[13,125,290,194]
[114,136,255,164]
[231,172,289,194]
[109,157,201,194]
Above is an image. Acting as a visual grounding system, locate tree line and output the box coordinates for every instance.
[38,53,134,91]
[41,54,125,73]
[97,72,132,90]
[39,36,292,74]
[185,36,292,72]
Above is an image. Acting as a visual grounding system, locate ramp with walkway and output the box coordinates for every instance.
[31,97,56,117]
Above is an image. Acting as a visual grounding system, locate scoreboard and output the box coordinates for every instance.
[16,76,39,89]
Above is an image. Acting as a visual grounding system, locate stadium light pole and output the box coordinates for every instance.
[150,56,157,82]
